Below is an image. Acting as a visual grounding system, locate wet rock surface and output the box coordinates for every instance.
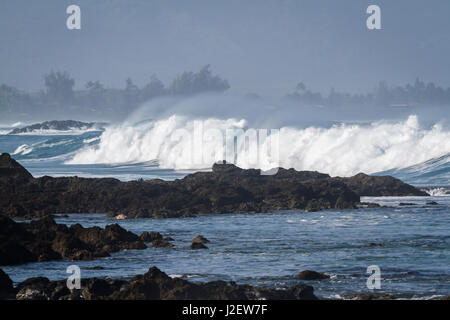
[346,293,395,300]
[336,173,428,197]
[0,154,426,219]
[0,267,318,300]
[0,215,146,266]
[297,270,330,280]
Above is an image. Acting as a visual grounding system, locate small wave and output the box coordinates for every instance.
[83,137,100,144]
[11,128,101,136]
[13,144,33,155]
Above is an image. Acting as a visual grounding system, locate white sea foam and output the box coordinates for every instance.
[67,114,450,177]
[13,144,33,155]
[423,187,450,196]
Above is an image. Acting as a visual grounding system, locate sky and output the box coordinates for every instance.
[1,0,449,96]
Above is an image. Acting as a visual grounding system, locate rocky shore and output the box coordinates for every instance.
[0,266,318,300]
[0,153,427,219]
[0,215,156,266]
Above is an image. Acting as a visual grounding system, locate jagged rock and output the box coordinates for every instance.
[151,239,174,248]
[140,231,163,242]
[192,235,210,244]
[0,214,147,266]
[0,155,427,219]
[297,270,330,280]
[3,266,319,301]
[337,173,428,197]
[15,277,53,300]
[0,269,15,299]
[0,153,33,183]
[366,242,383,247]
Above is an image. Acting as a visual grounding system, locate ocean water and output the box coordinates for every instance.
[1,117,449,299]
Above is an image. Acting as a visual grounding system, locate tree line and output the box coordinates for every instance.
[0,65,229,119]
[285,79,450,107]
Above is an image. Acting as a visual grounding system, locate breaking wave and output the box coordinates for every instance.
[66,114,450,178]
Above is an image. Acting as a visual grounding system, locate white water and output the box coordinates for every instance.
[67,114,450,177]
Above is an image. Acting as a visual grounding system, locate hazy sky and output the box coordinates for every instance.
[1,0,449,96]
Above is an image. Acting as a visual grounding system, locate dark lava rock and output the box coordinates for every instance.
[0,214,146,266]
[84,266,105,270]
[0,154,426,219]
[0,269,15,299]
[297,270,330,280]
[140,231,163,242]
[249,284,318,300]
[336,173,428,197]
[151,239,174,248]
[8,120,100,135]
[366,242,384,247]
[357,202,381,208]
[347,293,394,300]
[190,242,208,250]
[3,266,318,300]
[192,235,210,244]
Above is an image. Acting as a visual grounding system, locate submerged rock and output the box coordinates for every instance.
[366,242,384,247]
[151,239,174,248]
[190,242,208,250]
[297,270,330,280]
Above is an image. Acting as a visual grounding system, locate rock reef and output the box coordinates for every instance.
[0,266,318,300]
[0,215,147,266]
[0,153,427,219]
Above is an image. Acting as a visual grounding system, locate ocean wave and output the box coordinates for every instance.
[67,114,450,177]
[10,128,102,136]
[422,187,450,196]
[13,144,33,156]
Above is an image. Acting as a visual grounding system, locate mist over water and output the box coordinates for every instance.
[58,95,450,178]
